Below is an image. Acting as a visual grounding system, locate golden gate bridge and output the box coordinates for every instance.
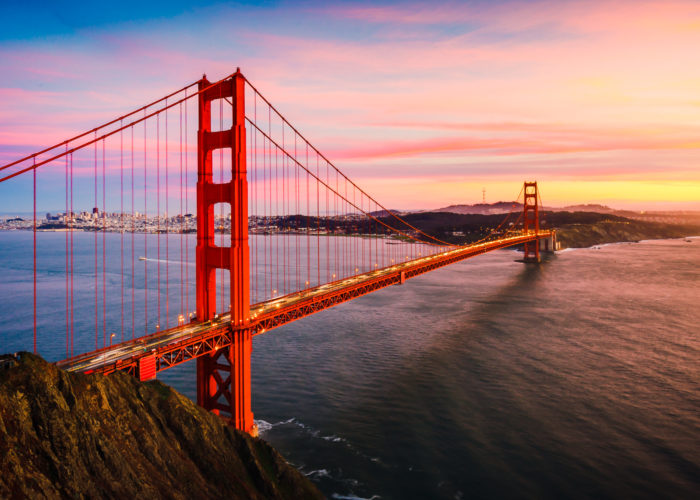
[0,69,555,435]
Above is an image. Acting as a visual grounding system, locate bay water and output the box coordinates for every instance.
[1,233,698,498]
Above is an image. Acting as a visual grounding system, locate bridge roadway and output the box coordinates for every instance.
[56,231,553,378]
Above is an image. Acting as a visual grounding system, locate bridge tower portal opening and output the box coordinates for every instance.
[195,70,256,435]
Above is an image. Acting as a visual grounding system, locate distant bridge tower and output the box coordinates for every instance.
[522,181,556,261]
[523,182,540,263]
[195,70,256,435]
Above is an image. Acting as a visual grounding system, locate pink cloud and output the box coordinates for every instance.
[3,1,700,208]
[328,133,700,161]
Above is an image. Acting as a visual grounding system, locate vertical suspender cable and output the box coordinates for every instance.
[326,160,329,281]
[94,133,98,349]
[184,92,190,318]
[253,94,258,303]
[65,149,69,357]
[295,134,299,290]
[306,144,310,289]
[282,123,285,295]
[33,159,37,354]
[268,106,272,297]
[121,122,124,342]
[157,113,161,330]
[131,126,135,339]
[165,100,170,328]
[316,155,320,286]
[70,153,74,355]
[180,102,184,321]
[102,139,106,347]
[144,111,148,336]
[276,135,280,295]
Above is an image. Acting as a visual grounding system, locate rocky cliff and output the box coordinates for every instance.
[0,353,323,500]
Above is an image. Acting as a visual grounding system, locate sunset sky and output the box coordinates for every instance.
[1,0,699,211]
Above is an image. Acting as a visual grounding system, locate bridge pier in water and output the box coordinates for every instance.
[195,70,256,435]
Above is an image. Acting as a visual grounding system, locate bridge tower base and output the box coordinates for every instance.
[195,70,256,435]
[522,181,541,263]
[539,232,557,254]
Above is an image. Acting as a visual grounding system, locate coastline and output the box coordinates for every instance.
[556,235,699,252]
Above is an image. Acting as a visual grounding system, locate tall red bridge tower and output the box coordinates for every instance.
[523,181,540,263]
[195,70,255,434]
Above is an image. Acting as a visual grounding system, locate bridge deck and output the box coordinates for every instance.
[56,231,552,377]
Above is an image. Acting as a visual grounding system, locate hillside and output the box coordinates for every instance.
[435,201,518,215]
[380,211,700,248]
[0,353,323,500]
[545,212,699,248]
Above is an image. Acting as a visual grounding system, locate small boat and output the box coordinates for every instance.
[138,256,146,261]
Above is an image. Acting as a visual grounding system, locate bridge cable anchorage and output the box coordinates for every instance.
[1,67,550,436]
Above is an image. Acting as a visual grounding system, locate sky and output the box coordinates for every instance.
[1,0,700,211]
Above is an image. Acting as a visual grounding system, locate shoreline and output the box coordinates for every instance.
[556,234,699,252]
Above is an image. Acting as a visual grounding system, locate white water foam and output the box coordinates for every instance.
[277,417,349,444]
[331,495,381,500]
[254,417,296,435]
[254,419,273,433]
[321,434,346,443]
[305,469,332,479]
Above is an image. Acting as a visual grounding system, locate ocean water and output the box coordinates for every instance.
[1,234,699,498]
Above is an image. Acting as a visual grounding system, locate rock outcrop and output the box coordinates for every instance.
[0,353,323,500]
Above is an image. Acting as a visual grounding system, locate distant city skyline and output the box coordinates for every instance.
[1,0,699,211]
